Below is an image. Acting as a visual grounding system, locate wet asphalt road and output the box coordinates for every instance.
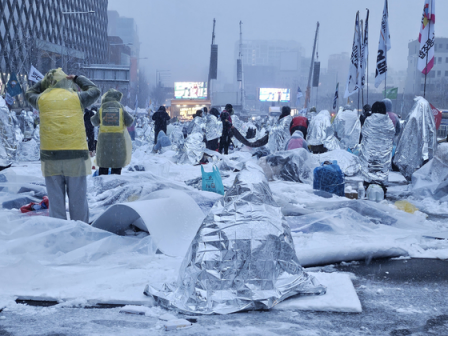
[0,258,447,336]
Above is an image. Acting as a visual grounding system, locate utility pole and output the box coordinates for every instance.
[207,18,216,101]
[239,21,245,111]
[304,22,319,110]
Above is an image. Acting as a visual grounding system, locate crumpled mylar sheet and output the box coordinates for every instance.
[359,113,395,183]
[306,110,340,151]
[175,132,205,165]
[267,115,293,153]
[259,148,318,184]
[205,114,222,141]
[393,96,437,181]
[333,108,361,150]
[169,126,185,152]
[230,115,246,149]
[314,149,361,177]
[145,161,326,315]
[191,116,206,134]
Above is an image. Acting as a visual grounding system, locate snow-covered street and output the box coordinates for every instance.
[0,259,447,336]
[0,148,447,335]
[1,0,448,334]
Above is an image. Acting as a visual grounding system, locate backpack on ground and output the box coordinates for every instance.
[313,161,345,196]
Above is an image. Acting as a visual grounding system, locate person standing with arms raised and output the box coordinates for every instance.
[25,68,100,223]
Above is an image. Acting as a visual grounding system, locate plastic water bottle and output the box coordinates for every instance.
[357,182,365,200]
[366,184,384,202]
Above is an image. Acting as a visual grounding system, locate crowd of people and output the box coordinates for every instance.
[0,67,444,224]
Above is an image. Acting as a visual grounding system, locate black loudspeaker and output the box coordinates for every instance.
[209,44,218,79]
[312,61,320,87]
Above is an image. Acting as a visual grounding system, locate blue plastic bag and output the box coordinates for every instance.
[201,165,225,195]
[313,161,345,197]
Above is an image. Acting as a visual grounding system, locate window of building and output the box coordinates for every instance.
[94,69,105,79]
[438,57,442,63]
[439,44,443,49]
[105,70,114,80]
[437,70,441,76]
[428,70,435,78]
[446,57,448,63]
[115,71,126,80]
[446,71,448,77]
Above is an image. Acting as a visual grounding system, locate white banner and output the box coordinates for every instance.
[374,0,391,88]
[28,65,44,83]
[417,0,435,74]
[360,9,369,89]
[344,11,361,98]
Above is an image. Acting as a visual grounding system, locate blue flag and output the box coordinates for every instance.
[6,72,22,97]
[333,83,339,110]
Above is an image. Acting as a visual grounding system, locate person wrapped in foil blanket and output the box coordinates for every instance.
[145,161,326,314]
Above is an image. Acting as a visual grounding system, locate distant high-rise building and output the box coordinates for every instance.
[107,10,140,58]
[405,37,448,96]
[326,53,349,92]
[0,0,108,101]
[233,40,306,109]
[106,10,141,107]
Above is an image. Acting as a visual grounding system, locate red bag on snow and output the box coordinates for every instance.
[20,196,49,213]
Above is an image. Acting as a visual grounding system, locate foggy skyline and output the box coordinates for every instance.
[108,0,449,88]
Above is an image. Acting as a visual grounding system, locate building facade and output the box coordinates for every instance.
[405,37,448,97]
[233,40,307,111]
[107,10,140,107]
[0,0,109,107]
[81,64,130,107]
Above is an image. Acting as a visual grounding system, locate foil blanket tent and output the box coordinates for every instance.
[145,161,326,314]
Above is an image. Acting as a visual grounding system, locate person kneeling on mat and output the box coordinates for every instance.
[91,89,134,176]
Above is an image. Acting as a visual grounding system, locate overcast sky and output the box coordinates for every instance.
[108,0,448,87]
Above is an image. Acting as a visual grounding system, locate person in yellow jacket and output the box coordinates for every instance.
[90,89,134,175]
[25,68,100,223]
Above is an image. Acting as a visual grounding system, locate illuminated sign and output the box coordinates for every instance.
[259,88,290,102]
[174,82,207,99]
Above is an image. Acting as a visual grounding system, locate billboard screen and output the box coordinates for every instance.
[259,88,290,102]
[174,82,207,99]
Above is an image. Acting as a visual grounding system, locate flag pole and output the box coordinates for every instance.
[366,46,369,103]
[423,13,431,98]
[358,89,360,112]
[384,39,387,98]
[361,19,365,108]
[384,1,388,99]
[366,8,369,105]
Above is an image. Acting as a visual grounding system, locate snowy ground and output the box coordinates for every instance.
[0,259,447,336]
[0,146,447,335]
